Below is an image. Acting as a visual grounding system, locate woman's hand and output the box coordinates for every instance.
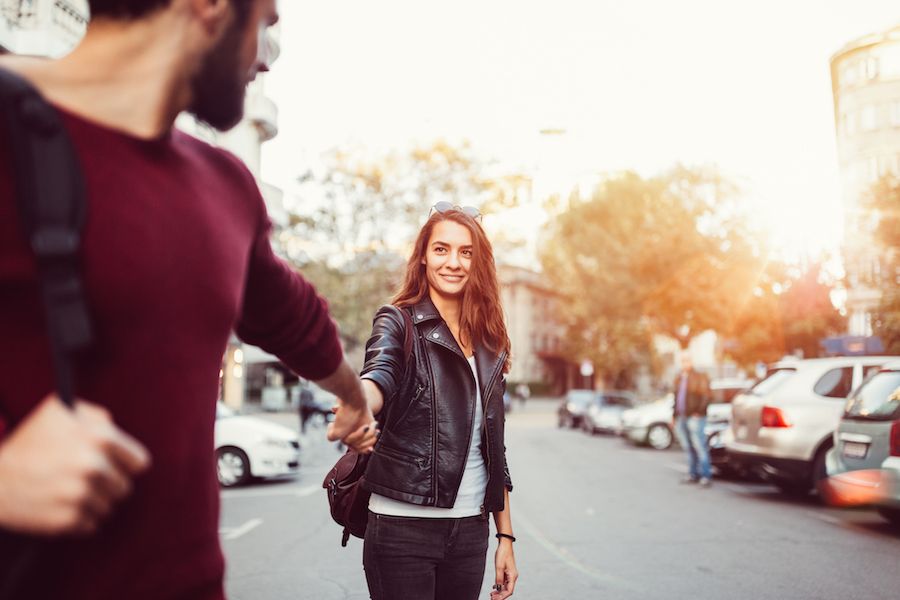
[327,403,378,453]
[491,539,518,599]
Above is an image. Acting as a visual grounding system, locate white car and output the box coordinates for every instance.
[622,394,676,450]
[727,356,892,496]
[215,402,301,487]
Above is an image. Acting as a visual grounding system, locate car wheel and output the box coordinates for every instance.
[877,507,900,527]
[647,424,673,450]
[217,447,251,488]
[811,443,832,497]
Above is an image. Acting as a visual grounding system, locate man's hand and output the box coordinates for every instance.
[0,395,151,536]
[327,402,377,453]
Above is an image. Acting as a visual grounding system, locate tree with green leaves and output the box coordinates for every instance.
[540,167,763,384]
[723,262,846,368]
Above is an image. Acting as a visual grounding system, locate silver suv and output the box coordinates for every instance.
[825,360,900,526]
[724,356,892,496]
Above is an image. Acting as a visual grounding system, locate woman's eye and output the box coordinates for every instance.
[462,249,473,258]
[434,247,447,254]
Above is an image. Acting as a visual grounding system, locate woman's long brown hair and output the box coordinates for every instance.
[393,209,511,373]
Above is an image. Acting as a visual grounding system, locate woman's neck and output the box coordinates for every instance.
[428,288,462,328]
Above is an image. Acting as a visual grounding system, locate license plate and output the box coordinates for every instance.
[842,441,869,459]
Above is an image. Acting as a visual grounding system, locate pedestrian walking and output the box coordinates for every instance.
[0,2,376,598]
[672,354,713,486]
[298,380,317,434]
[352,202,519,600]
[515,383,530,409]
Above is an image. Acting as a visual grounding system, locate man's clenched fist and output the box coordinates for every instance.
[0,395,150,536]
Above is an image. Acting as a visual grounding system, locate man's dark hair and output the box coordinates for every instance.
[88,0,251,21]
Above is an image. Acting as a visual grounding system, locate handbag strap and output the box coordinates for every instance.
[382,304,414,374]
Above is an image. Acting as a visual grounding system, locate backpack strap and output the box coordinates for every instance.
[0,68,93,408]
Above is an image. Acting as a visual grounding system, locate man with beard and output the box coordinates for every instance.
[0,1,377,598]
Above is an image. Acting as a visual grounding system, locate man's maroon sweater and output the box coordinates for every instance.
[0,108,343,599]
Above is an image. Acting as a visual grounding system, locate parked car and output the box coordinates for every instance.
[824,360,900,526]
[558,389,596,429]
[621,379,751,461]
[725,356,892,496]
[215,402,301,487]
[622,394,676,449]
[582,392,637,435]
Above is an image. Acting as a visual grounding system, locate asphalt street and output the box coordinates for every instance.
[221,401,900,600]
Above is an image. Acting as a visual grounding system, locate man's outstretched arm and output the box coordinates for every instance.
[315,358,378,453]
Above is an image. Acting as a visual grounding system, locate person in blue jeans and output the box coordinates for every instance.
[672,354,713,486]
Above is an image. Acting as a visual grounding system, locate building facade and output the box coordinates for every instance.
[1,0,87,55]
[830,24,900,336]
[499,265,576,395]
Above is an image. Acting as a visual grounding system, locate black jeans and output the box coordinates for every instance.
[363,512,489,600]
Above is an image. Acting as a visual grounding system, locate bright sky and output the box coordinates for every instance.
[262,0,900,261]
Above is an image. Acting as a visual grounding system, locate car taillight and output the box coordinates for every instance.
[891,421,900,457]
[761,406,792,428]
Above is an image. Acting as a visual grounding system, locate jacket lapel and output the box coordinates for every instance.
[412,296,467,361]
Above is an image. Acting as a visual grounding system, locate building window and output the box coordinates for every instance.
[880,45,900,78]
[865,56,879,80]
[844,110,857,136]
[867,156,879,183]
[841,61,859,88]
[861,105,877,131]
[890,101,900,127]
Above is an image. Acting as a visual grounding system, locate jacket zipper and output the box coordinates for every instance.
[426,340,439,506]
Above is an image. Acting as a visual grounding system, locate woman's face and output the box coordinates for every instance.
[423,220,473,299]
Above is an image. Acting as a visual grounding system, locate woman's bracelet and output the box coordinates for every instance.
[495,533,516,543]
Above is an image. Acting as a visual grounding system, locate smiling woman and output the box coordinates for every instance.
[353,205,519,599]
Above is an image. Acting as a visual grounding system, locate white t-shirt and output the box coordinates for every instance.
[369,355,488,518]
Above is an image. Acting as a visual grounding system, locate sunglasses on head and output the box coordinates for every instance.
[429,201,482,222]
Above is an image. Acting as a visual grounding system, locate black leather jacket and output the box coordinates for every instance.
[360,297,513,513]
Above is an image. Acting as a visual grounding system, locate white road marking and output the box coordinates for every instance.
[221,518,263,541]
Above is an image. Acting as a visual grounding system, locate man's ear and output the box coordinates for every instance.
[190,0,233,37]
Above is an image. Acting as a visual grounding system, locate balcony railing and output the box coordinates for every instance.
[246,93,279,142]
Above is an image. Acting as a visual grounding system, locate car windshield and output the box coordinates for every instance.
[566,390,595,405]
[749,369,796,396]
[844,370,900,421]
[604,396,632,407]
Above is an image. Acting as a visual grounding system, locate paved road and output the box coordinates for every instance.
[222,401,900,600]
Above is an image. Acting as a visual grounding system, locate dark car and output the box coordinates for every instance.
[558,389,596,429]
